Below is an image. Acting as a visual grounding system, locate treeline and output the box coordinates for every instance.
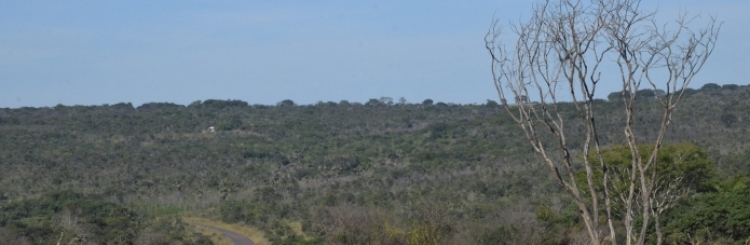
[0,84,749,244]
[605,82,747,101]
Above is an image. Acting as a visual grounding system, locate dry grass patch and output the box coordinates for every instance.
[287,221,311,241]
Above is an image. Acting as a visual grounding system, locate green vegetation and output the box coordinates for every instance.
[576,143,716,198]
[0,191,212,244]
[659,174,750,244]
[1,85,749,244]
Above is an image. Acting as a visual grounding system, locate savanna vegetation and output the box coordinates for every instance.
[1,84,750,244]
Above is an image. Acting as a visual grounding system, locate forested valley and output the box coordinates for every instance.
[1,83,750,244]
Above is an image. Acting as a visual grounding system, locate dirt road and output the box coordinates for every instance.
[194,224,255,245]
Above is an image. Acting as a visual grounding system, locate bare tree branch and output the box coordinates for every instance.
[486,0,720,244]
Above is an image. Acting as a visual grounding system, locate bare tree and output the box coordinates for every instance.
[485,0,720,244]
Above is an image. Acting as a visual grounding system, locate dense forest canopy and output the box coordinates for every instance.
[1,84,750,244]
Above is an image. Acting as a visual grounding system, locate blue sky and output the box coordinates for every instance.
[1,1,748,108]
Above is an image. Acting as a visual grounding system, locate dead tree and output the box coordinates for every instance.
[485,0,720,244]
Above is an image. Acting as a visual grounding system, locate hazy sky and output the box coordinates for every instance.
[1,1,748,108]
